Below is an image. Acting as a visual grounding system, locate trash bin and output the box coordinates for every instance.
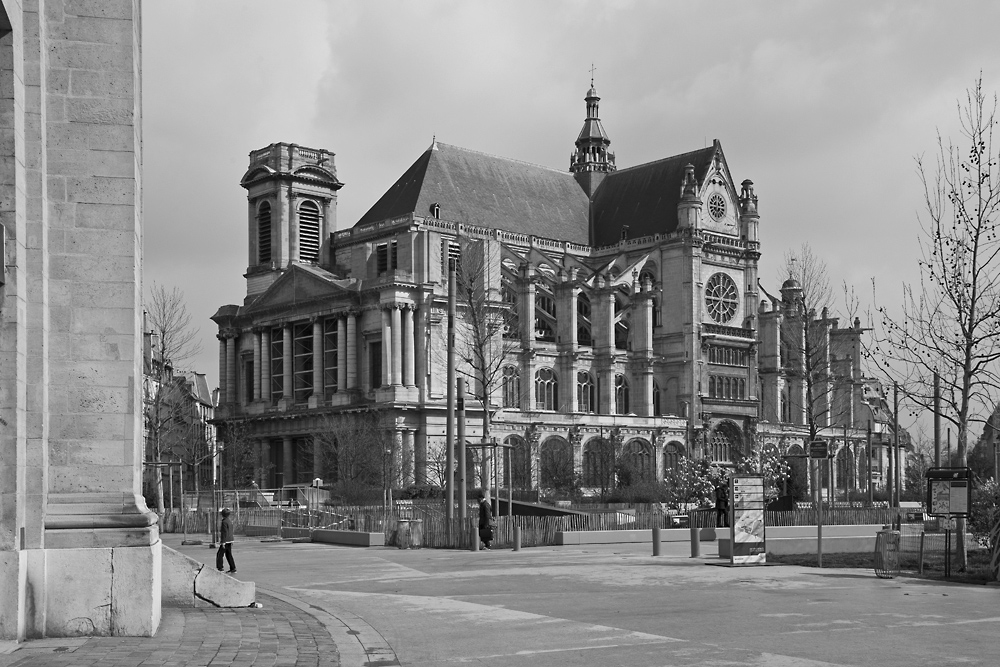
[396,519,411,549]
[874,529,900,579]
[409,519,423,549]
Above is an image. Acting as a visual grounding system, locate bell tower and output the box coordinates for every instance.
[240,143,344,298]
[570,76,616,197]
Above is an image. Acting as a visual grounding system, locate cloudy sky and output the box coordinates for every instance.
[142,1,1000,420]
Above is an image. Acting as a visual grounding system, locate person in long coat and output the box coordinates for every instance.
[477,489,494,550]
[216,508,237,574]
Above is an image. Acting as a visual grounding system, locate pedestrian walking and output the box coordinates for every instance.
[216,508,237,574]
[715,481,730,529]
[477,489,495,550]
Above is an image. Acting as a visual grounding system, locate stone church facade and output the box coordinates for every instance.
[213,85,891,498]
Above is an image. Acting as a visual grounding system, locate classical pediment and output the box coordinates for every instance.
[244,265,358,318]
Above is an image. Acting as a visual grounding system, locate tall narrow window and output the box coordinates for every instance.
[534,368,558,411]
[577,371,595,413]
[653,380,662,416]
[292,322,313,404]
[615,374,630,414]
[298,201,321,262]
[376,244,389,274]
[390,240,398,270]
[370,341,383,390]
[502,365,520,408]
[258,201,272,265]
[324,317,338,394]
[269,326,283,401]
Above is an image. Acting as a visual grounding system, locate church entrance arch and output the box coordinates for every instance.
[709,421,744,463]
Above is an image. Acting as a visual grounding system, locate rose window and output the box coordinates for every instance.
[705,272,739,324]
[708,192,727,221]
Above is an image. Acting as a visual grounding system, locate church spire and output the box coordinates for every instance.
[571,73,616,197]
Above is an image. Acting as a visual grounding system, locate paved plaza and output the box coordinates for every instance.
[1,534,997,666]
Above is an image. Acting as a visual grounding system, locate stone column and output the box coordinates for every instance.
[346,313,358,389]
[402,431,415,486]
[312,318,323,398]
[283,325,293,402]
[403,306,415,387]
[414,429,427,485]
[391,305,403,386]
[217,335,228,404]
[381,308,392,387]
[252,329,262,401]
[415,302,427,399]
[337,316,347,392]
[282,436,294,487]
[261,328,271,403]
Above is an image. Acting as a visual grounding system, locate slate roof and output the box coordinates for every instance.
[356,142,592,245]
[590,145,717,248]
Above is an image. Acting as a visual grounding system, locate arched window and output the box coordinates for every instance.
[622,439,654,483]
[710,423,744,463]
[663,441,684,474]
[653,380,662,416]
[258,201,272,264]
[534,368,558,410]
[709,376,716,398]
[577,371,595,413]
[583,438,615,489]
[615,374,630,414]
[502,365,520,408]
[504,435,531,490]
[540,436,573,489]
[298,200,321,262]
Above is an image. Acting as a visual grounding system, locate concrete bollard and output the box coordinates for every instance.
[652,525,661,556]
[513,525,521,551]
[471,524,479,552]
[690,525,700,558]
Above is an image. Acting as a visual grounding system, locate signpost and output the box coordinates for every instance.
[925,467,972,577]
[730,475,766,565]
[809,440,833,567]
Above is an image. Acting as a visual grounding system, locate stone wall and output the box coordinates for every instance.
[0,0,158,641]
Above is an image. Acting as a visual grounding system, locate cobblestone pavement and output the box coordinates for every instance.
[0,593,340,667]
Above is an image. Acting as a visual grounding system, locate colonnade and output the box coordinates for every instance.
[217,303,421,405]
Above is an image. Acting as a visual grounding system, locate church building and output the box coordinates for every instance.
[212,84,890,498]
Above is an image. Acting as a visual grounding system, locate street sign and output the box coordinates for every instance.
[809,440,828,459]
[925,467,972,517]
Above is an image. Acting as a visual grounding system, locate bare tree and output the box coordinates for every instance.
[452,236,519,498]
[143,284,203,514]
[312,411,398,507]
[872,76,1000,569]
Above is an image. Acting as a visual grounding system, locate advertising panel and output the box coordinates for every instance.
[730,475,766,565]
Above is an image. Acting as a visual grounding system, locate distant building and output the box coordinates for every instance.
[212,85,895,499]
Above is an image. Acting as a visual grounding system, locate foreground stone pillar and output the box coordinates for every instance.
[0,1,160,641]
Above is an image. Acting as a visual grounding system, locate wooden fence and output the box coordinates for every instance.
[160,505,915,548]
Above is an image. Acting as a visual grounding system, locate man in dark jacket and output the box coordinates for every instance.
[216,508,237,574]
[477,489,494,550]
[715,482,730,529]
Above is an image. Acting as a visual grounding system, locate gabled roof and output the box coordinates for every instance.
[245,264,357,316]
[590,144,717,247]
[356,142,591,244]
[213,265,358,325]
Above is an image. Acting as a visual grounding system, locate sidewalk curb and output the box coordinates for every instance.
[257,585,399,667]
